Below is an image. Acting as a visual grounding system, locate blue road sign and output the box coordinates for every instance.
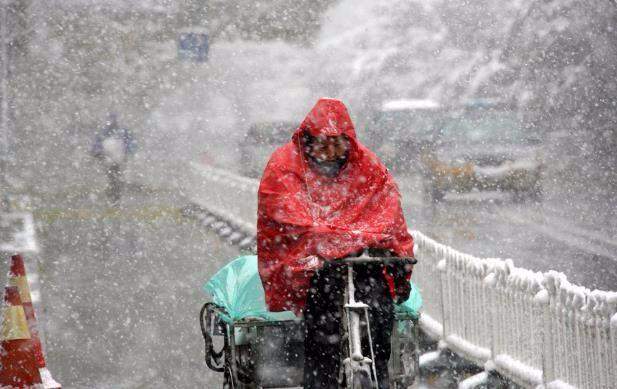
[178,32,209,63]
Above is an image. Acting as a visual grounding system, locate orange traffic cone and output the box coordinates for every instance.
[8,254,61,389]
[0,286,43,388]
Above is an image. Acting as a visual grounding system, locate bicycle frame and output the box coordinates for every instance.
[342,262,378,388]
[340,255,416,389]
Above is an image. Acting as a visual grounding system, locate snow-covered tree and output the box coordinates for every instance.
[315,0,617,198]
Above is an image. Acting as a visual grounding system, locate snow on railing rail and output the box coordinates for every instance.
[187,163,617,389]
[413,230,617,389]
[188,162,259,226]
[540,272,617,388]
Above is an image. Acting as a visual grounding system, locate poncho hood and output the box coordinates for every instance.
[295,98,357,138]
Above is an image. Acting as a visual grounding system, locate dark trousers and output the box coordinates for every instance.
[303,261,394,389]
[106,163,123,204]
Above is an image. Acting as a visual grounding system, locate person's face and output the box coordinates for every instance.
[307,134,350,162]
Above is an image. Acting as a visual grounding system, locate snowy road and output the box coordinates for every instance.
[27,163,615,388]
[397,174,617,291]
[35,185,239,388]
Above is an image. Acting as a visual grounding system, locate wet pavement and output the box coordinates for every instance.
[35,184,239,388]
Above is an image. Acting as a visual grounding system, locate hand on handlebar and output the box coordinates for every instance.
[393,276,411,304]
[361,248,415,304]
[385,258,414,278]
[390,260,413,304]
[384,256,415,305]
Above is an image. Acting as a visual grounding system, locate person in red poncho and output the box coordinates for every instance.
[257,98,414,388]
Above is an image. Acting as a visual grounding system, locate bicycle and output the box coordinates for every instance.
[339,255,417,388]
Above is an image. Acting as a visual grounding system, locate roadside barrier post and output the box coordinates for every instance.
[7,254,62,389]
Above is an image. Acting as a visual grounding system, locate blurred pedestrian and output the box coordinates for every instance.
[91,113,137,204]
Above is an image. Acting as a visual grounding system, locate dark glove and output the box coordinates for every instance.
[365,248,415,304]
[386,259,414,278]
[394,278,411,305]
[386,258,415,305]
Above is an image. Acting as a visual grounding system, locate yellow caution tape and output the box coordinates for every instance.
[33,205,183,223]
[8,276,32,304]
[1,305,31,341]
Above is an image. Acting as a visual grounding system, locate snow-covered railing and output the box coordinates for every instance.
[187,162,259,227]
[540,272,617,389]
[491,261,546,386]
[412,231,617,389]
[186,163,617,389]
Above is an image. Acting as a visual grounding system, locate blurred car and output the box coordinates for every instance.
[238,121,296,178]
[365,99,444,172]
[421,101,544,202]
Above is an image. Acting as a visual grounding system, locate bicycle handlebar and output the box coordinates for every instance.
[340,256,417,265]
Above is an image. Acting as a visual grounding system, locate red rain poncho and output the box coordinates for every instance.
[257,98,414,314]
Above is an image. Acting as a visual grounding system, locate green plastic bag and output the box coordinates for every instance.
[394,281,423,320]
[203,255,297,323]
[203,256,422,323]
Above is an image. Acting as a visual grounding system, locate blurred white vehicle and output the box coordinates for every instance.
[238,121,296,178]
[365,99,444,172]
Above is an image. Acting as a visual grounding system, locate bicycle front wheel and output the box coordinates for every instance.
[352,370,373,389]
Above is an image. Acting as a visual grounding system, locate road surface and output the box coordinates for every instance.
[396,173,617,291]
[35,184,238,388]
[27,161,616,388]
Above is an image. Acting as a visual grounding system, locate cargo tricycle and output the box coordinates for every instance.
[200,255,422,388]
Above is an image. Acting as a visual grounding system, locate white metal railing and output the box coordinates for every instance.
[187,163,617,389]
[412,231,617,389]
[188,162,258,233]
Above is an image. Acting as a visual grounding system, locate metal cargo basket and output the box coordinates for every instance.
[249,320,305,387]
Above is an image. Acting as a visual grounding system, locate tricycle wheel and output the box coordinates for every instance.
[223,365,233,389]
[223,365,257,389]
